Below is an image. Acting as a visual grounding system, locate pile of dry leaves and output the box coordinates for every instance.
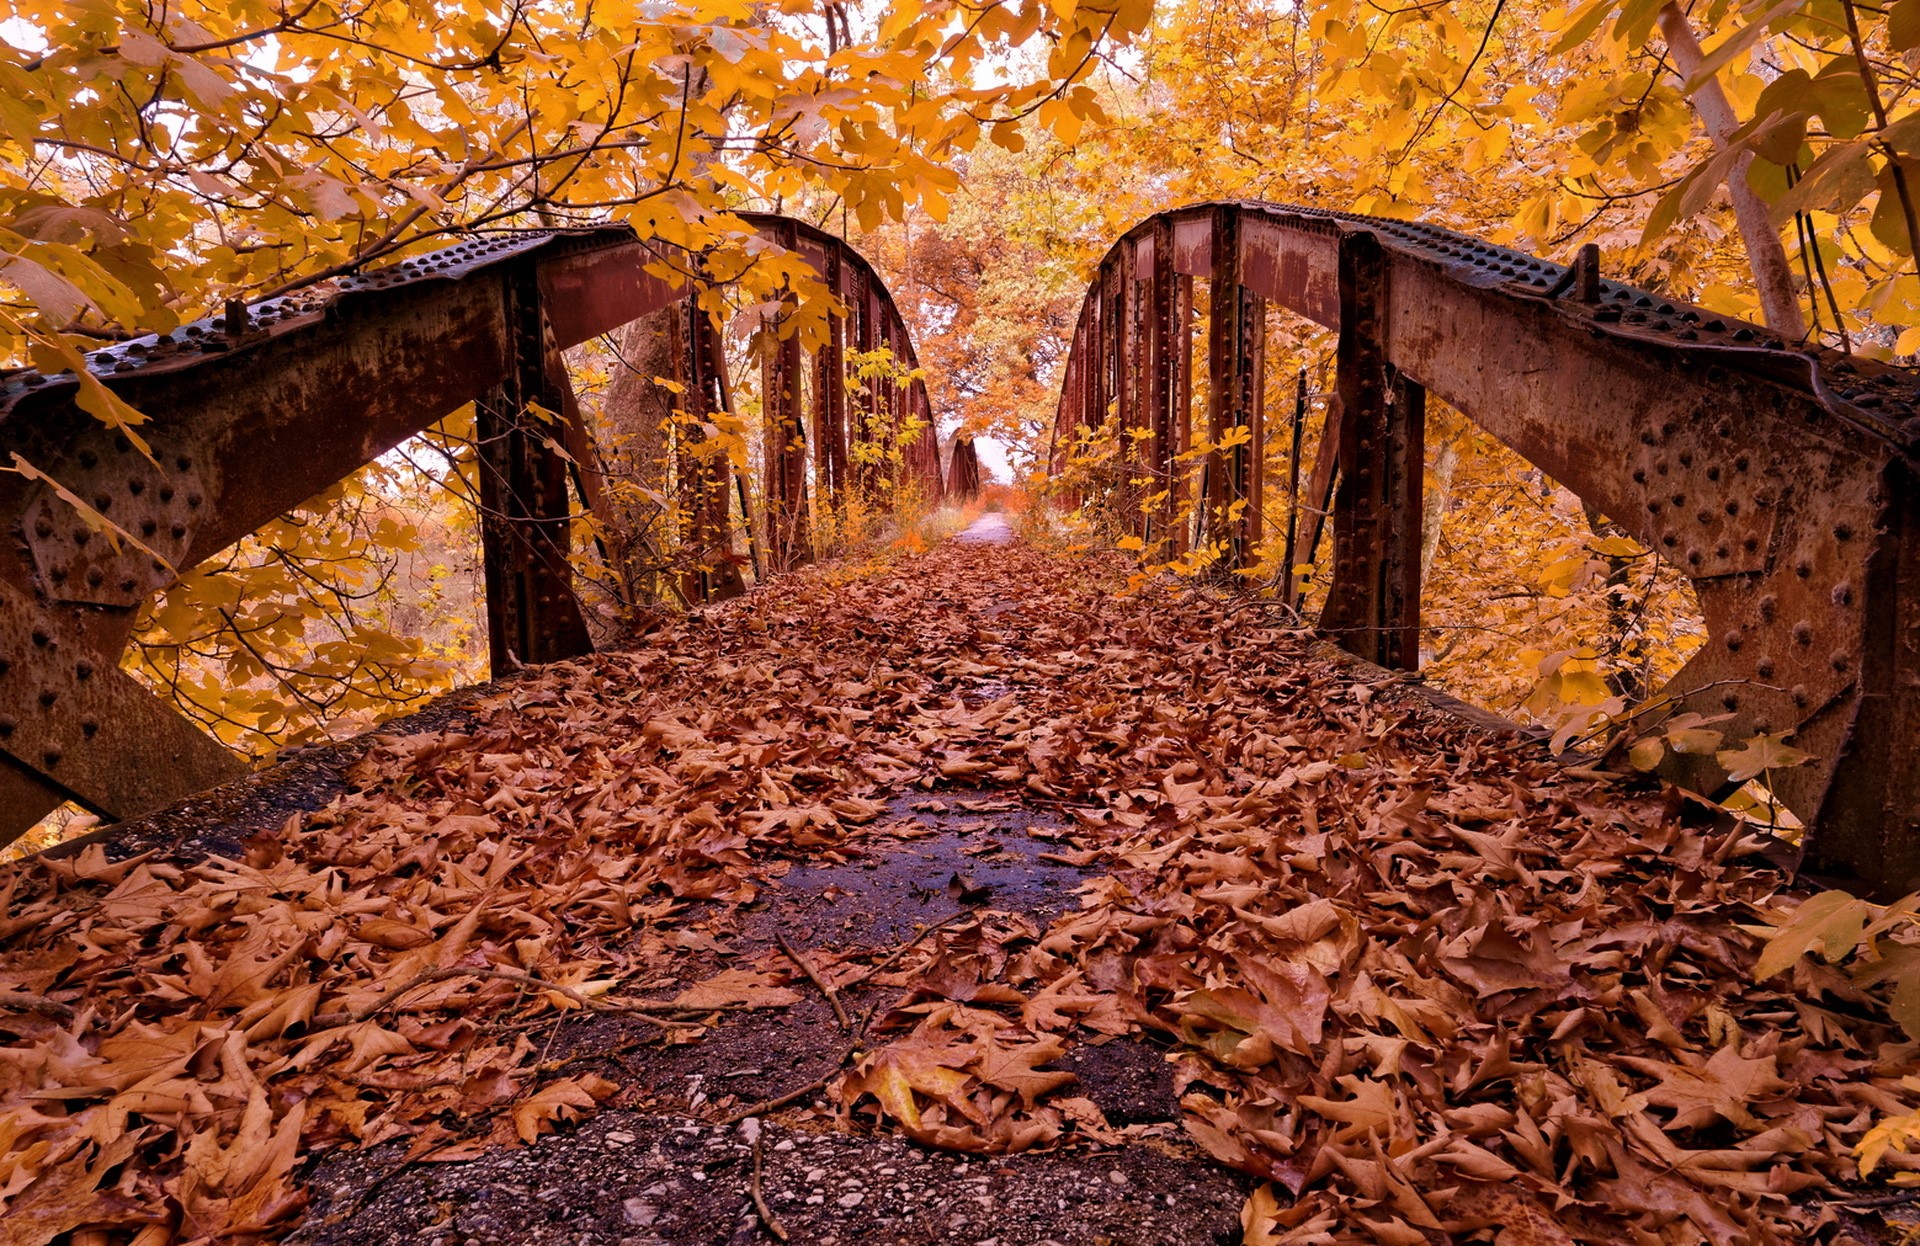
[0,538,1914,1245]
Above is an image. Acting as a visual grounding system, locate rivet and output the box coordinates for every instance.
[1757,659,1775,679]
[1793,621,1814,645]
[1726,629,1743,651]
[37,689,55,708]
[42,749,60,767]
[74,661,92,680]
[1722,692,1740,710]
[1832,651,1852,671]
[92,494,110,512]
[159,487,174,502]
[85,567,104,587]
[1695,510,1711,525]
[1759,594,1777,621]
[1687,548,1703,566]
[73,529,90,547]
[1796,561,1811,578]
[122,576,140,591]
[1679,452,1693,467]
[140,519,157,536]
[1734,456,1749,472]
[80,719,99,738]
[187,493,202,508]
[1662,534,1678,548]
[33,516,53,538]
[48,568,65,584]
[169,523,187,539]
[129,479,145,495]
[1715,543,1729,558]
[1835,523,1853,540]
[1656,460,1670,476]
[78,451,98,469]
[1632,469,1647,483]
[1834,582,1854,606]
[0,716,14,737]
[1791,685,1809,706]
[30,629,49,647]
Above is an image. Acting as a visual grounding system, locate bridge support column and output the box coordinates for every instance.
[477,270,594,673]
[1146,222,1178,559]
[762,304,812,574]
[1322,230,1425,671]
[1206,205,1264,572]
[816,251,849,516]
[678,301,748,604]
[1808,466,1920,890]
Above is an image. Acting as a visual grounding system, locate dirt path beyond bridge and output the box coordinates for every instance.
[1,533,1915,1246]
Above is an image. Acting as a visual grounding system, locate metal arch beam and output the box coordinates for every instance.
[1053,199,1920,895]
[0,215,938,846]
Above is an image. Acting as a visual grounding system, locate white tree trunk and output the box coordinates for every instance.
[1657,4,1808,338]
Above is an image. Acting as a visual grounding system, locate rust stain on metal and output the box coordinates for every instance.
[0,216,941,847]
[1052,199,1920,895]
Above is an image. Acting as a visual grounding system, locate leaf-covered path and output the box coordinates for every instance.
[3,533,1917,1246]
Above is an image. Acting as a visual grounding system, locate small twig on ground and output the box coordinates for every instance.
[0,992,77,1022]
[837,911,972,991]
[776,933,851,1030]
[1833,1189,1920,1208]
[743,1118,789,1241]
[309,966,744,1030]
[713,1049,856,1127]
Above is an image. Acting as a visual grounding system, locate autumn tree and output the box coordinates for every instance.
[0,0,1143,753]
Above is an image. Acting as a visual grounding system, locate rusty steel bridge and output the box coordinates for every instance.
[0,203,1915,892]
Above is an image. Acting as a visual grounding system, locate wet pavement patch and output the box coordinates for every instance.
[741,791,1092,950]
[288,786,1246,1245]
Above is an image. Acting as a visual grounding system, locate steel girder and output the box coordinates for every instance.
[1054,200,1920,894]
[0,215,941,845]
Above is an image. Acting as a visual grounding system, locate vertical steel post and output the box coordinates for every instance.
[1245,293,1267,562]
[1174,273,1195,555]
[476,267,593,673]
[1282,369,1308,608]
[678,299,747,603]
[1206,205,1259,572]
[1148,221,1177,558]
[820,249,849,510]
[1810,468,1920,889]
[1321,230,1423,670]
[761,304,811,573]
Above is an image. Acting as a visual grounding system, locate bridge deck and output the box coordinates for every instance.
[0,532,1908,1245]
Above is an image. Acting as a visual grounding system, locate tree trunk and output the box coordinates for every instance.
[1657,4,1808,339]
[592,306,680,605]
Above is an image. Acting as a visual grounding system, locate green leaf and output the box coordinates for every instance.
[1755,890,1874,979]
[1685,0,1805,92]
[1892,0,1920,50]
[1551,0,1614,53]
[1715,731,1814,781]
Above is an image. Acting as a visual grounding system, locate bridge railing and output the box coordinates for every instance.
[1052,200,1920,894]
[0,215,943,845]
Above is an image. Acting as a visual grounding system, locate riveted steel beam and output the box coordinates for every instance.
[1055,199,1920,893]
[476,267,593,672]
[0,215,933,845]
